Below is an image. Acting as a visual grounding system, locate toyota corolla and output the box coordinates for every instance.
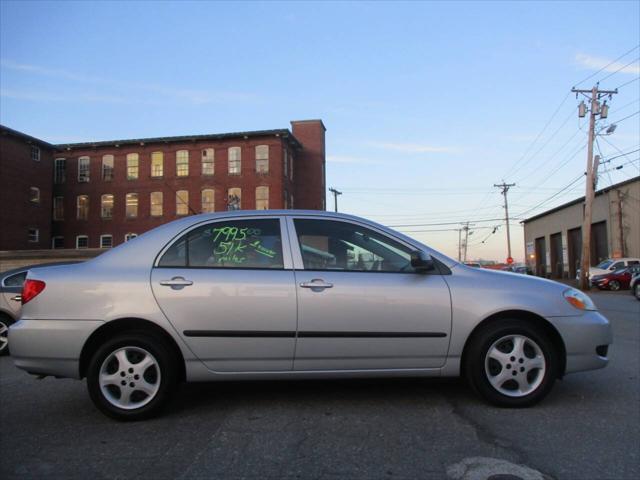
[9,211,612,420]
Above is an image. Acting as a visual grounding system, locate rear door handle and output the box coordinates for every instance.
[159,277,193,289]
[300,279,333,290]
[11,295,22,302]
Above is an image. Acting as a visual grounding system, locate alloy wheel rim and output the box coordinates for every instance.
[99,346,161,410]
[609,281,620,291]
[0,321,8,353]
[484,334,546,398]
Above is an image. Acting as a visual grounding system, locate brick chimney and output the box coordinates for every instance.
[290,119,326,210]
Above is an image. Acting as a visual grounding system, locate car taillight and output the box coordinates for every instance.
[21,279,46,305]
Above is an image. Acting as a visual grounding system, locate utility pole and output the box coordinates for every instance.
[494,182,516,264]
[461,222,472,262]
[457,228,462,262]
[572,85,617,290]
[328,188,342,212]
[615,189,625,257]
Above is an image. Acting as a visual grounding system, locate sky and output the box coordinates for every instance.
[1,0,639,262]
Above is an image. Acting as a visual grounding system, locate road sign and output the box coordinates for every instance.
[507,257,514,265]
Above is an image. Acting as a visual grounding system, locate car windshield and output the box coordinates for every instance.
[596,260,613,269]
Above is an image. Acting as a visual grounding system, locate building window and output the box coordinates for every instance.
[53,196,64,221]
[100,235,113,249]
[78,156,90,182]
[151,151,164,178]
[101,194,114,219]
[176,150,189,177]
[201,189,215,213]
[52,236,64,249]
[228,147,241,175]
[28,228,39,243]
[102,155,114,181]
[150,191,163,217]
[227,187,241,210]
[31,145,40,162]
[77,195,89,220]
[202,148,214,176]
[255,186,269,210]
[256,145,269,174]
[127,153,139,180]
[29,187,40,204]
[76,235,89,249]
[126,193,138,218]
[289,152,294,180]
[290,194,294,208]
[176,190,189,216]
[54,158,66,184]
[124,233,137,242]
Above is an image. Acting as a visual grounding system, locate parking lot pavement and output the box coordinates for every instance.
[1,291,638,480]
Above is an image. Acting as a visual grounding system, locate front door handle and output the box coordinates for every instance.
[300,279,334,290]
[159,277,193,290]
[11,295,22,302]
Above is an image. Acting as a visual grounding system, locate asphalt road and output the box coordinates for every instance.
[1,290,638,480]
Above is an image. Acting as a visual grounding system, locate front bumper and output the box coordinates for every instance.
[550,311,612,374]
[9,319,103,379]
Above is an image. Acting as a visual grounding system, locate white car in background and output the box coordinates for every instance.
[577,257,640,280]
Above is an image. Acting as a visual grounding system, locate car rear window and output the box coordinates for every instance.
[3,271,27,287]
[157,219,284,269]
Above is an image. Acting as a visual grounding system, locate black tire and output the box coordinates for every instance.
[634,284,640,301]
[86,331,177,421]
[464,319,559,407]
[608,280,621,291]
[0,314,14,356]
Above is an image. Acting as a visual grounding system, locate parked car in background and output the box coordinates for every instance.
[591,266,640,291]
[576,257,640,280]
[463,262,482,268]
[630,272,640,301]
[9,211,612,420]
[0,262,78,355]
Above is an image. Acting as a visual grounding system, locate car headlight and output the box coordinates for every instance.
[563,288,597,311]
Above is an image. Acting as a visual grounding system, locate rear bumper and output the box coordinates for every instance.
[9,319,102,379]
[550,311,613,374]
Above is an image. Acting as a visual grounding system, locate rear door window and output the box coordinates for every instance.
[3,271,27,287]
[158,219,284,269]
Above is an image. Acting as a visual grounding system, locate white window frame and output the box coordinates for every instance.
[228,147,241,175]
[256,186,269,210]
[54,158,66,184]
[151,151,164,178]
[76,195,89,220]
[76,235,89,249]
[201,188,215,213]
[101,194,114,219]
[31,145,41,162]
[126,193,138,218]
[150,191,163,217]
[28,228,39,243]
[176,150,189,177]
[127,153,139,180]
[102,155,114,181]
[202,148,214,176]
[78,156,90,182]
[255,145,269,174]
[124,233,138,242]
[29,187,40,204]
[100,234,113,249]
[176,190,189,216]
[227,187,241,210]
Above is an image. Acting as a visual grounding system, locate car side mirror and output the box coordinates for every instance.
[410,251,435,272]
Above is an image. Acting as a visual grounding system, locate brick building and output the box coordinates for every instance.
[0,120,326,250]
[0,126,56,250]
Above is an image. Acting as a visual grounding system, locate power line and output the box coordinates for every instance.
[616,76,640,90]
[387,218,513,228]
[573,44,639,87]
[514,174,585,219]
[599,56,640,83]
[607,110,640,126]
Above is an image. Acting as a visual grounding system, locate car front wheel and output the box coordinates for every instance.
[87,332,176,421]
[465,320,559,407]
[608,280,621,291]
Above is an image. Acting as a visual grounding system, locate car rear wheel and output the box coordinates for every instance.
[608,280,621,291]
[87,332,177,421]
[465,319,559,407]
[0,314,14,356]
[634,284,640,301]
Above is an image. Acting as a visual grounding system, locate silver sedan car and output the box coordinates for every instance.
[9,211,612,420]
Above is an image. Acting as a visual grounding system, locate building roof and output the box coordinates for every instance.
[0,124,56,149]
[54,128,302,151]
[522,175,640,224]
